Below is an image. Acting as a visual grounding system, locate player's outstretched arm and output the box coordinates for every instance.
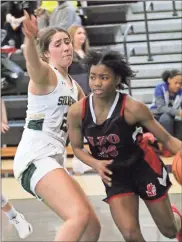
[23,10,51,85]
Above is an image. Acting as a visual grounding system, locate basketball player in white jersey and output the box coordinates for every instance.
[13,11,100,242]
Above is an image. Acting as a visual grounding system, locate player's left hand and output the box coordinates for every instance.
[22,10,38,39]
[95,159,113,187]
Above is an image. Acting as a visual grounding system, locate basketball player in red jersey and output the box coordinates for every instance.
[68,50,182,242]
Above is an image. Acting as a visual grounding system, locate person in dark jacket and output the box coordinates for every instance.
[68,25,91,96]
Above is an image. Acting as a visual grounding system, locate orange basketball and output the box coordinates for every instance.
[172,152,182,185]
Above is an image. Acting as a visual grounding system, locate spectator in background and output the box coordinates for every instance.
[49,1,81,30]
[1,1,10,29]
[35,7,50,30]
[150,69,182,155]
[1,98,9,134]
[35,1,57,30]
[1,1,37,49]
[69,25,89,63]
[68,25,91,95]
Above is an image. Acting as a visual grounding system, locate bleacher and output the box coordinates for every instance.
[1,1,182,176]
[84,1,182,103]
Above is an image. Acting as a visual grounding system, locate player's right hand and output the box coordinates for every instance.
[22,10,38,40]
[96,160,113,187]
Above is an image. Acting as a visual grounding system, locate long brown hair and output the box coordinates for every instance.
[37,27,71,62]
[68,25,89,54]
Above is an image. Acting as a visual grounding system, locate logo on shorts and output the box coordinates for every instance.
[157,167,167,187]
[146,183,156,197]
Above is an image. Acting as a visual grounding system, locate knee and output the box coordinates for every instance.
[91,214,101,239]
[122,227,141,242]
[71,206,91,227]
[160,224,178,239]
[159,113,174,125]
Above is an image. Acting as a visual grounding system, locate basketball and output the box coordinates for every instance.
[172,152,182,185]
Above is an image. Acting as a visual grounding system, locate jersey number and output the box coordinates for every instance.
[60,112,68,133]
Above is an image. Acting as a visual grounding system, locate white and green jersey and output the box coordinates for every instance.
[25,65,78,146]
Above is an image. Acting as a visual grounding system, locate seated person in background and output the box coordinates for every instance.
[1,98,9,134]
[2,1,37,49]
[34,1,57,30]
[150,69,182,155]
[68,25,91,96]
[1,1,10,30]
[49,1,81,30]
[68,25,88,63]
[34,7,50,30]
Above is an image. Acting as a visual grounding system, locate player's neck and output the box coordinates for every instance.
[58,67,68,79]
[50,62,68,79]
[93,92,116,108]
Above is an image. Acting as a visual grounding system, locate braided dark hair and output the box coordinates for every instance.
[82,50,135,89]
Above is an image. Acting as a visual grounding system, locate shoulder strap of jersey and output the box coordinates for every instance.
[120,93,127,116]
[49,64,64,84]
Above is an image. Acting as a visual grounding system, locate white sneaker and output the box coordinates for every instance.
[9,213,33,239]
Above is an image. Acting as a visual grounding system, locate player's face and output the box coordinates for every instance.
[168,75,182,93]
[46,32,73,68]
[89,64,118,98]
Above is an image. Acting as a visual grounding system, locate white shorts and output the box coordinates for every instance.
[13,129,66,199]
[21,154,68,199]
